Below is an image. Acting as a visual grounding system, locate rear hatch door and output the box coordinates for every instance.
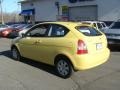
[76,26,107,54]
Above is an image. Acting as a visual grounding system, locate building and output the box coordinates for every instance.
[19,0,120,23]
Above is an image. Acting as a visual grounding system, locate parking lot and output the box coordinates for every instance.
[0,38,120,90]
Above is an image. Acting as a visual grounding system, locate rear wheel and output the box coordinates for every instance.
[55,57,73,78]
[11,47,21,61]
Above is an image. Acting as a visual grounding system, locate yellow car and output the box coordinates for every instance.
[11,22,110,78]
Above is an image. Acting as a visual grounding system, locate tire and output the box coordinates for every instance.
[11,47,21,61]
[55,57,73,78]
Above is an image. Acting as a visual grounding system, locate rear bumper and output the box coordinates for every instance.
[71,48,110,70]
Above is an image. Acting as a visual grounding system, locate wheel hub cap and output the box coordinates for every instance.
[57,60,69,76]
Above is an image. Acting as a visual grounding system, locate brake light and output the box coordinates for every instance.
[3,31,9,34]
[77,40,88,54]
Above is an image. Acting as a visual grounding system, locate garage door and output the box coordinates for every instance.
[69,5,98,21]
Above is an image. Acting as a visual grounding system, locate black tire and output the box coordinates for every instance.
[55,57,73,78]
[11,47,21,61]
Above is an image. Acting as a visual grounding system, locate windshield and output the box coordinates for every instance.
[76,26,102,36]
[16,24,26,29]
[23,25,33,29]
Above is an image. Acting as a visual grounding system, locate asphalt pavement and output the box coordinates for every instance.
[0,38,120,90]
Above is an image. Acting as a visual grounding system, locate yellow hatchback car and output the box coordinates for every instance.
[11,22,110,78]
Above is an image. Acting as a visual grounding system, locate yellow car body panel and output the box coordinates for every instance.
[12,22,110,70]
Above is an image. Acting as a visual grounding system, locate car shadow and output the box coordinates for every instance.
[0,50,58,77]
[0,50,12,58]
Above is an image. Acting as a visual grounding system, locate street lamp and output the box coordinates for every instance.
[0,0,4,24]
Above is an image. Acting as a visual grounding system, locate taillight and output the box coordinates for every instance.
[3,31,9,34]
[77,40,88,54]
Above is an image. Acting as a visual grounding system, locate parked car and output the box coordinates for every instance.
[10,24,22,28]
[0,24,22,38]
[11,22,110,78]
[0,24,14,37]
[0,28,12,37]
[8,24,33,38]
[104,21,120,45]
[18,24,33,37]
[0,24,10,31]
[81,21,108,31]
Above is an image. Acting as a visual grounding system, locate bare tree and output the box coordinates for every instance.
[0,12,23,23]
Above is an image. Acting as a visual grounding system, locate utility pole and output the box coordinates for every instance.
[0,0,4,24]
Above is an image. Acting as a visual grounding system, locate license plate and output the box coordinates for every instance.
[96,43,102,50]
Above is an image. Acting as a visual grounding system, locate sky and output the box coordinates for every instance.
[2,0,21,13]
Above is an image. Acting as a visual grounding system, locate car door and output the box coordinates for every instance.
[39,24,70,65]
[18,24,51,62]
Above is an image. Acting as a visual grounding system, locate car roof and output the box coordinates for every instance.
[35,21,92,28]
[42,21,78,25]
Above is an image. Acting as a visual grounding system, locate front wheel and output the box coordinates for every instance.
[11,47,21,61]
[55,57,73,78]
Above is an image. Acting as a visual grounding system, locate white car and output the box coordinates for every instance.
[104,21,120,45]
[18,24,33,37]
[81,21,108,31]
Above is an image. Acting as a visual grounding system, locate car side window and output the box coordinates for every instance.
[26,24,50,37]
[50,24,69,37]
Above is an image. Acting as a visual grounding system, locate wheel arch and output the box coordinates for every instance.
[54,54,75,71]
[11,44,21,56]
[11,44,18,50]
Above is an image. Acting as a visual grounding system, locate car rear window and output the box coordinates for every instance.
[76,26,102,36]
